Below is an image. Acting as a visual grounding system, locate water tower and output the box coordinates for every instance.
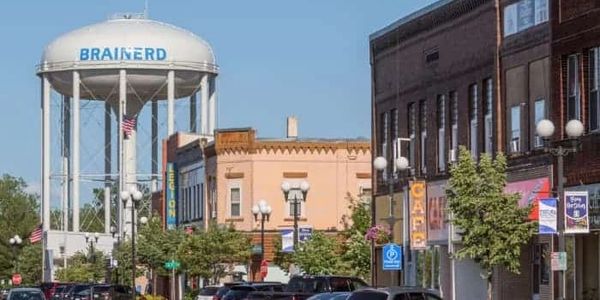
[37,13,218,280]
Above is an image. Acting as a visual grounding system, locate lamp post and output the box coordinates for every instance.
[85,232,100,263]
[252,199,272,280]
[281,181,309,250]
[373,146,410,286]
[536,119,584,300]
[120,186,144,300]
[9,235,22,273]
[110,225,120,284]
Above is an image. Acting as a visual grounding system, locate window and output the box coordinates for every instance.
[229,187,241,217]
[469,84,478,158]
[408,103,416,172]
[567,54,581,120]
[590,47,600,131]
[380,111,389,179]
[419,100,427,174]
[484,78,493,153]
[534,99,546,148]
[286,189,304,217]
[504,0,548,37]
[437,95,446,172]
[391,108,399,175]
[511,105,521,153]
[450,92,458,162]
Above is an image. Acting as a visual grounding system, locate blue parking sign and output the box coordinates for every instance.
[382,243,402,271]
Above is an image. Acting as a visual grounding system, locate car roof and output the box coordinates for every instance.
[355,287,440,295]
[10,288,43,292]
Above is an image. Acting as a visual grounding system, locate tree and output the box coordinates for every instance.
[446,147,536,299]
[293,232,342,275]
[55,250,108,283]
[18,243,42,285]
[339,194,371,281]
[177,222,251,284]
[0,175,40,280]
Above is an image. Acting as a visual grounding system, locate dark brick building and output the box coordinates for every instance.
[370,0,498,298]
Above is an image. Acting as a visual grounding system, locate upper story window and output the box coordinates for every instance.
[510,105,522,153]
[469,84,479,158]
[408,103,416,172]
[504,0,549,37]
[590,47,600,132]
[483,78,494,153]
[419,100,427,175]
[391,109,399,175]
[567,54,581,121]
[437,95,446,172]
[229,186,241,217]
[450,91,458,162]
[379,111,389,179]
[534,99,546,148]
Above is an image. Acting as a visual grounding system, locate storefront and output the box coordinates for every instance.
[564,183,600,299]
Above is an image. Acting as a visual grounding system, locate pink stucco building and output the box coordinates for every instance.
[163,119,371,281]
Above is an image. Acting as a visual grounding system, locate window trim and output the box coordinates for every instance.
[567,54,581,121]
[419,100,427,175]
[228,182,242,218]
[469,84,479,158]
[533,98,546,148]
[484,78,494,154]
[590,47,600,132]
[285,185,306,218]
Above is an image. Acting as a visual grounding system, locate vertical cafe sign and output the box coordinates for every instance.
[410,180,427,250]
[564,191,589,234]
[166,163,178,230]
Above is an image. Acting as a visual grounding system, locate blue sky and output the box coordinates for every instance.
[0,1,436,191]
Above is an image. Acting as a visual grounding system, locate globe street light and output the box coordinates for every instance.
[85,232,100,263]
[9,235,22,274]
[253,200,272,280]
[536,118,583,300]
[120,186,144,300]
[281,180,309,250]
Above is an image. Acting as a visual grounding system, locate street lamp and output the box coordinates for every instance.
[536,118,584,300]
[85,232,100,263]
[373,141,411,286]
[9,235,22,273]
[281,181,309,250]
[120,186,144,300]
[253,199,272,280]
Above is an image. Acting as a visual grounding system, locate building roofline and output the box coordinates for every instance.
[369,0,453,42]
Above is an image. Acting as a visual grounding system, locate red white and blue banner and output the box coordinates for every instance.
[565,191,589,234]
[538,198,557,234]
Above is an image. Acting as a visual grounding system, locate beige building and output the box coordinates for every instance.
[163,119,371,281]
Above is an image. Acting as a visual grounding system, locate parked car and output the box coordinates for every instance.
[306,292,351,300]
[213,282,246,300]
[89,284,131,300]
[39,282,61,300]
[347,287,441,300]
[248,275,368,300]
[7,288,46,300]
[223,283,285,300]
[50,284,75,300]
[63,284,92,300]
[196,286,220,300]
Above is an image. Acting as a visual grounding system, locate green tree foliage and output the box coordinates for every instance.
[19,244,42,285]
[55,250,108,283]
[0,175,41,282]
[138,215,185,277]
[339,194,371,281]
[177,222,251,284]
[447,147,536,299]
[293,232,342,275]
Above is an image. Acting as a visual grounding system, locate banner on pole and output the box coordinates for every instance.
[565,191,589,234]
[539,198,557,234]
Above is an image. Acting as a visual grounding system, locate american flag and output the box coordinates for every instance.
[122,115,136,138]
[29,224,42,244]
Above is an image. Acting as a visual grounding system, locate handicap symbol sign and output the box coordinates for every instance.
[382,243,402,271]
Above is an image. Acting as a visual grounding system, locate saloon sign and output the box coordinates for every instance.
[410,181,427,250]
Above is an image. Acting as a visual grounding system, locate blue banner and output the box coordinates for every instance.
[539,198,557,234]
[565,191,589,234]
[165,163,177,229]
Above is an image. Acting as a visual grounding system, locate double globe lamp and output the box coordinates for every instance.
[119,186,147,300]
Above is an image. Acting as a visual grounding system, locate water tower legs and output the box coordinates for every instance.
[71,71,80,233]
[104,102,112,234]
[190,93,197,133]
[167,70,175,136]
[42,75,51,233]
[209,75,217,135]
[201,74,209,135]
[62,96,71,232]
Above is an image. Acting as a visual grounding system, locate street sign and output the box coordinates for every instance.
[382,243,402,271]
[551,252,567,271]
[260,260,269,279]
[12,274,21,286]
[164,260,180,270]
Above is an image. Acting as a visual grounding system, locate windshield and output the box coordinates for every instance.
[199,287,219,296]
[9,291,45,300]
